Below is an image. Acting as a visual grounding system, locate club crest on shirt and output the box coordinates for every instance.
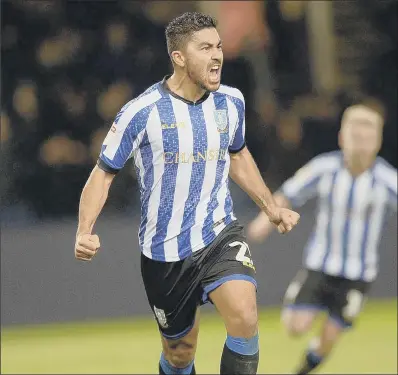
[213,110,228,133]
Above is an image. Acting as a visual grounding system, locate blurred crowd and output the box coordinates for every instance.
[1,0,397,219]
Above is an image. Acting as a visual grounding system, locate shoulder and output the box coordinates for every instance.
[303,151,342,173]
[115,84,162,126]
[289,151,341,183]
[312,150,342,165]
[121,84,162,116]
[373,157,397,191]
[374,156,396,173]
[110,84,162,136]
[216,85,245,106]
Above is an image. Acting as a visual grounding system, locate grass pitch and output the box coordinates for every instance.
[1,299,396,374]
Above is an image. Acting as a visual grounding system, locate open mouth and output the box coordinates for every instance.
[209,65,221,83]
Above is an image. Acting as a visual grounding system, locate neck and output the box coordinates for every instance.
[344,155,373,177]
[166,72,207,103]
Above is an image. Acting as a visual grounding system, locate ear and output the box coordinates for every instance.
[376,130,383,150]
[170,51,185,68]
[338,130,343,149]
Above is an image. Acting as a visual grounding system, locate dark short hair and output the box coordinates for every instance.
[165,12,217,55]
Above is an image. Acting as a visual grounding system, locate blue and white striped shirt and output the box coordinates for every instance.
[281,151,397,282]
[98,77,246,262]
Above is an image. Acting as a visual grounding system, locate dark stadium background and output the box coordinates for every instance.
[1,1,396,374]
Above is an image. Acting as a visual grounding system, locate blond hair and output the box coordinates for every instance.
[341,99,385,129]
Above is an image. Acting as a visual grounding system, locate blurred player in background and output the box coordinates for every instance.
[247,101,397,374]
[74,12,299,375]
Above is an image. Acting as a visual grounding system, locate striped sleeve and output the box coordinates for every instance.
[280,153,340,207]
[217,86,246,153]
[98,90,161,173]
[374,158,397,210]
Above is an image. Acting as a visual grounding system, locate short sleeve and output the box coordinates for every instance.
[98,90,161,173]
[280,153,340,207]
[228,91,246,153]
[386,171,398,211]
[374,159,397,211]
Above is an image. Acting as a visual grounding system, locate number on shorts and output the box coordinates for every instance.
[343,289,364,320]
[230,241,254,267]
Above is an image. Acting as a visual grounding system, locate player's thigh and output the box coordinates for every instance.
[201,223,258,337]
[141,253,201,342]
[211,279,257,337]
[327,279,371,330]
[281,269,325,334]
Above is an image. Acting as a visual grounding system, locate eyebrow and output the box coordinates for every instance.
[198,40,222,48]
[351,118,375,126]
[349,119,380,130]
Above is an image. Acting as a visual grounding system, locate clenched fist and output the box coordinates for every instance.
[269,207,300,234]
[75,233,101,261]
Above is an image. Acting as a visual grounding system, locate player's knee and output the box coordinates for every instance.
[227,302,258,337]
[282,310,312,337]
[166,340,196,368]
[168,352,194,369]
[287,319,312,336]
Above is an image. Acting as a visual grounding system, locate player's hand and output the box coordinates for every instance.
[269,208,300,234]
[75,233,101,261]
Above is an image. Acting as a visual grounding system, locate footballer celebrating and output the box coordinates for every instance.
[248,102,397,374]
[75,12,299,375]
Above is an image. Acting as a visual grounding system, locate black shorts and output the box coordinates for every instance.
[283,269,371,329]
[141,221,257,339]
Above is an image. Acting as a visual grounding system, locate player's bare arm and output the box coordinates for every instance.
[229,146,300,234]
[247,192,292,242]
[75,165,116,261]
